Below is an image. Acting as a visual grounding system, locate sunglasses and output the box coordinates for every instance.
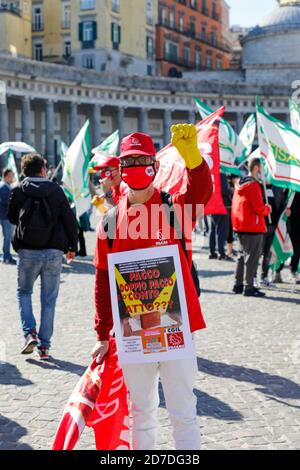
[120,156,156,168]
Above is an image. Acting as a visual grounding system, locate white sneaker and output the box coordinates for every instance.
[261,277,276,288]
[253,278,259,289]
[291,272,300,285]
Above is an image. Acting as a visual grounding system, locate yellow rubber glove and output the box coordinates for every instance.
[92,195,108,215]
[171,123,203,170]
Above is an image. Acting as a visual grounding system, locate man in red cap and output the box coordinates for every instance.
[91,125,213,450]
[93,154,127,206]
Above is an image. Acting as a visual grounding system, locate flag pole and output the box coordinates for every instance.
[51,160,63,181]
[260,167,272,225]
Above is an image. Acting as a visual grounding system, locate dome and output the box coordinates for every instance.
[241,0,300,83]
[244,1,300,41]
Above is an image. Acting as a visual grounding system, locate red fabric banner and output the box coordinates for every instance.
[155,107,225,220]
[52,337,130,451]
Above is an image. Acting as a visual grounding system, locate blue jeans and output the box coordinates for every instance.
[0,218,13,261]
[17,249,63,349]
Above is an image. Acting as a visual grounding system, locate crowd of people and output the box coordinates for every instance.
[0,124,299,450]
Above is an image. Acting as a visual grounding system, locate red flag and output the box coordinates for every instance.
[52,337,130,451]
[155,107,226,215]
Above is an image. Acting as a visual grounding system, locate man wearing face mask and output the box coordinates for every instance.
[93,155,127,206]
[91,126,213,450]
[232,157,272,297]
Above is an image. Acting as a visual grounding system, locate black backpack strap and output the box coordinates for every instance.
[160,191,201,297]
[160,191,186,260]
[102,206,118,249]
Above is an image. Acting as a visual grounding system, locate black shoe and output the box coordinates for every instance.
[3,258,17,265]
[209,253,218,260]
[233,285,244,294]
[219,254,234,262]
[21,331,38,355]
[244,288,266,297]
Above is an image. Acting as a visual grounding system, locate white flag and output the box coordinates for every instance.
[62,121,91,218]
[194,98,245,175]
[239,114,256,160]
[289,98,300,133]
[0,141,35,156]
[257,100,300,192]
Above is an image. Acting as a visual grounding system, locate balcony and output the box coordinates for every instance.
[32,23,44,32]
[163,53,206,70]
[61,20,71,29]
[0,3,21,16]
[157,22,231,53]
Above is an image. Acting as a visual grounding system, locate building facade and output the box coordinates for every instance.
[0,53,291,171]
[70,0,158,75]
[156,0,231,77]
[0,0,32,58]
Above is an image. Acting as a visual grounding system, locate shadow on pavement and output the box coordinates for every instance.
[0,362,33,386]
[198,270,234,278]
[158,382,243,421]
[197,357,300,401]
[62,259,95,276]
[26,357,86,376]
[0,415,33,450]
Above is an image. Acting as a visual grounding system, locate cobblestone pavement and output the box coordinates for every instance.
[1,226,300,451]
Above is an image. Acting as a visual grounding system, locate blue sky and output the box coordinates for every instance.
[227,0,277,27]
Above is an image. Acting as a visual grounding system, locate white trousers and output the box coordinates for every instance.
[122,354,200,451]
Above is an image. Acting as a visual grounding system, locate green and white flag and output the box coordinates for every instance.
[90,130,120,171]
[238,113,256,162]
[62,120,91,218]
[91,130,119,155]
[194,98,245,175]
[257,100,300,192]
[289,98,300,133]
[270,192,295,271]
[60,140,68,162]
[6,150,19,183]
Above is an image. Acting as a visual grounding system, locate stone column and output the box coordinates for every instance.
[92,103,102,148]
[188,110,195,124]
[0,103,9,143]
[117,107,125,145]
[139,108,148,134]
[21,97,31,145]
[163,109,172,146]
[69,102,78,144]
[45,100,55,166]
[235,112,244,133]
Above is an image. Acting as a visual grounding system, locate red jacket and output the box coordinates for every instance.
[94,161,213,341]
[231,176,271,233]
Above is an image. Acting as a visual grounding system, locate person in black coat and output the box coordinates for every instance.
[8,153,78,360]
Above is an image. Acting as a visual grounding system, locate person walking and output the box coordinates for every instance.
[91,125,213,450]
[0,169,16,265]
[260,184,285,286]
[231,157,272,297]
[289,191,300,282]
[8,154,78,360]
[209,173,232,261]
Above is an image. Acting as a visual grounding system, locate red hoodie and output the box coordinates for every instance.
[231,176,271,234]
[94,161,213,341]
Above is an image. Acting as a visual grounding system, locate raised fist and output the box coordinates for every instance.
[171,123,203,170]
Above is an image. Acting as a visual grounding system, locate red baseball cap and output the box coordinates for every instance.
[93,155,120,170]
[119,132,156,159]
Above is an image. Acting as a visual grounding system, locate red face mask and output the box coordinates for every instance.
[121,165,156,190]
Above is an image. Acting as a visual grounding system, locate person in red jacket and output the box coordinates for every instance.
[231,157,272,297]
[91,125,213,450]
[93,154,128,206]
